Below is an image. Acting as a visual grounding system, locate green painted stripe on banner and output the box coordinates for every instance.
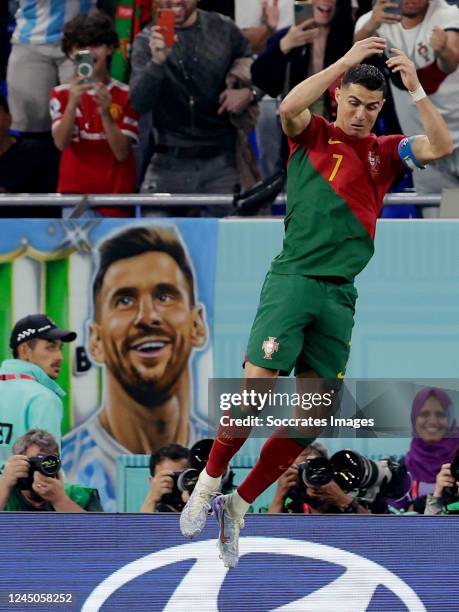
[0,263,13,362]
[44,259,72,434]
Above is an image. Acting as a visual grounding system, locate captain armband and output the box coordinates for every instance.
[398,136,427,171]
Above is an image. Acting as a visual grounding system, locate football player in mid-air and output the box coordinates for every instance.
[180,37,453,568]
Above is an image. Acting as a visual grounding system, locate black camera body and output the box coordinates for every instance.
[441,451,459,505]
[160,467,201,510]
[158,439,233,512]
[17,454,61,490]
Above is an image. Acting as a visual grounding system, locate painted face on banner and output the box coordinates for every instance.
[90,251,206,407]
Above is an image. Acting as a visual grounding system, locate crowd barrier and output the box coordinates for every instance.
[0,192,442,216]
[0,513,454,611]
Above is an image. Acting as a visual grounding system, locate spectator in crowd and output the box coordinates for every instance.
[5,1,110,192]
[424,461,459,515]
[140,443,190,512]
[252,0,354,117]
[6,0,113,135]
[0,95,60,211]
[62,226,209,511]
[50,11,139,217]
[399,387,459,508]
[0,314,76,475]
[251,0,354,177]
[268,442,369,514]
[199,0,283,52]
[0,429,102,511]
[354,0,459,217]
[129,0,259,214]
[234,0,282,54]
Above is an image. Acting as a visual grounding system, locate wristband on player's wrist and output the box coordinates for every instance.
[408,84,427,102]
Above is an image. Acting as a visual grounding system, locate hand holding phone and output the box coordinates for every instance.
[370,0,402,28]
[294,0,314,26]
[279,19,319,54]
[149,9,175,66]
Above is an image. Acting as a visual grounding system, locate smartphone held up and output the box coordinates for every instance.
[156,9,176,46]
[74,50,94,83]
[294,0,314,26]
[372,0,402,15]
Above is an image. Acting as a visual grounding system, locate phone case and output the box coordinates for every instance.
[157,9,175,46]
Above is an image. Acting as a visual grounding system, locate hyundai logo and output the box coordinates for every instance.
[82,537,425,611]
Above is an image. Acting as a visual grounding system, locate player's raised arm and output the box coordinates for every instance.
[279,37,386,137]
[386,48,453,164]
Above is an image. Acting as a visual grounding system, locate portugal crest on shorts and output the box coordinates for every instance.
[262,336,279,360]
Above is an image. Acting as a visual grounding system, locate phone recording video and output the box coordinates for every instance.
[372,0,402,15]
[156,9,176,47]
[294,0,314,25]
[74,50,94,83]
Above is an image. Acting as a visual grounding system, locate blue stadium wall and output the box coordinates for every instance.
[214,219,459,459]
[0,514,455,611]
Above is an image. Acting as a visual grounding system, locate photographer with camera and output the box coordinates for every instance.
[392,387,459,514]
[140,444,191,513]
[141,439,232,513]
[0,429,102,512]
[425,452,459,515]
[268,443,369,514]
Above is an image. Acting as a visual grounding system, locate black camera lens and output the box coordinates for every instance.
[301,457,334,487]
[177,468,200,493]
[35,454,61,477]
[331,450,379,492]
[17,454,61,490]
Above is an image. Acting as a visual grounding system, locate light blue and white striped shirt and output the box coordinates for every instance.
[13,0,97,45]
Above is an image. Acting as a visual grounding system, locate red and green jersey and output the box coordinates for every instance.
[271,114,405,281]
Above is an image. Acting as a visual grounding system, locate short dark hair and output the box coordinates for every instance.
[13,338,39,359]
[149,444,190,476]
[92,226,196,317]
[0,94,9,114]
[61,10,119,56]
[341,64,387,98]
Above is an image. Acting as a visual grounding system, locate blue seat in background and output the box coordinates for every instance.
[380,171,421,219]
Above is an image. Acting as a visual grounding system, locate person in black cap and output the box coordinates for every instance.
[0,314,76,475]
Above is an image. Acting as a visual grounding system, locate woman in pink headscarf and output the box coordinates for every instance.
[404,387,459,502]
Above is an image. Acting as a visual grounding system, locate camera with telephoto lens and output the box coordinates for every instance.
[17,454,61,490]
[158,439,233,512]
[299,449,407,504]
